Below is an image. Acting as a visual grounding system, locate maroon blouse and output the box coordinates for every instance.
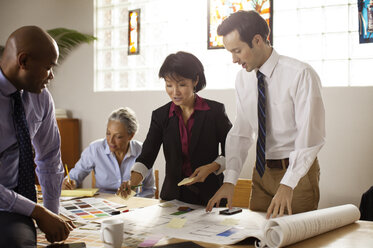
[168,95,210,176]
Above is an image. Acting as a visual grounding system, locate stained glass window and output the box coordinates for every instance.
[208,0,273,49]
[128,9,140,55]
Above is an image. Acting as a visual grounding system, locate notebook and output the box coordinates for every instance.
[60,188,99,197]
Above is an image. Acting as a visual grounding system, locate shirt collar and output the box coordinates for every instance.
[0,68,18,96]
[258,48,279,80]
[104,139,134,158]
[168,94,210,118]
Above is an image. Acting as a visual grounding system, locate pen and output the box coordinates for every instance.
[64,164,71,182]
[116,184,143,196]
[130,184,142,189]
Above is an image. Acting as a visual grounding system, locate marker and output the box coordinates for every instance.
[64,164,71,182]
[122,209,129,213]
[130,184,142,190]
[110,211,120,215]
[123,184,143,191]
[116,184,143,196]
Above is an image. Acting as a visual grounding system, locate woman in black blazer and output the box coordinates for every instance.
[118,51,232,205]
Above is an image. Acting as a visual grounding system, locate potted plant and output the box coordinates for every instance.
[0,27,96,64]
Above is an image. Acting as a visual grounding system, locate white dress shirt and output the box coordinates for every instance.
[224,49,325,189]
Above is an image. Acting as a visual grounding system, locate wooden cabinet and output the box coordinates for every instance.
[57,118,81,172]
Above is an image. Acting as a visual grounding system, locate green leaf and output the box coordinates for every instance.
[47,28,97,64]
[0,28,96,64]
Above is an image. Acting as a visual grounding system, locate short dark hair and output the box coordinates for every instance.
[217,10,270,48]
[158,51,206,92]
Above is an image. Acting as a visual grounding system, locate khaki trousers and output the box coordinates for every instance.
[249,158,320,214]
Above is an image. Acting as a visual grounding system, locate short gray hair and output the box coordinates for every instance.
[108,107,138,135]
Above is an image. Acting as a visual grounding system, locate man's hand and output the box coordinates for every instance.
[266,184,293,219]
[187,162,220,185]
[31,205,75,243]
[116,171,143,199]
[206,183,235,212]
[61,178,77,190]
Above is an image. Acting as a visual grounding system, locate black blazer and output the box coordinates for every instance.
[136,98,232,205]
[360,186,373,221]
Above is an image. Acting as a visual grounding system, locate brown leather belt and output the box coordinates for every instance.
[266,158,289,169]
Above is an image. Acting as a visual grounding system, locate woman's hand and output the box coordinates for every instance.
[187,162,220,185]
[61,178,77,190]
[116,181,132,199]
[116,171,143,199]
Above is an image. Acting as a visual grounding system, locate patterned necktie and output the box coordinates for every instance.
[11,91,37,202]
[256,71,266,177]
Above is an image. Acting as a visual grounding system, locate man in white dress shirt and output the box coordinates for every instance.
[206,10,325,218]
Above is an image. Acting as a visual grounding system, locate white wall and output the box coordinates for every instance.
[1,0,372,209]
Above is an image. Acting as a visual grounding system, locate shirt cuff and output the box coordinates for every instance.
[280,170,302,189]
[12,194,36,216]
[43,198,60,214]
[214,156,226,175]
[131,162,149,181]
[223,169,240,185]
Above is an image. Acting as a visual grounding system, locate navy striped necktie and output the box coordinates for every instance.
[256,71,266,177]
[11,91,37,202]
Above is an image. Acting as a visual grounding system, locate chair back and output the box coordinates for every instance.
[92,171,96,188]
[154,169,160,199]
[231,178,252,208]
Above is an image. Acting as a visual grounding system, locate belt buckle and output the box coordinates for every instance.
[281,159,286,169]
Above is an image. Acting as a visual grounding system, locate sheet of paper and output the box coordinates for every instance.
[177,177,195,186]
[264,204,360,247]
[138,234,164,247]
[167,218,187,228]
[101,199,266,245]
[220,218,240,226]
[61,188,98,197]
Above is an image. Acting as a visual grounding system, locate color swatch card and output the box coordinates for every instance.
[177,177,195,186]
[37,227,103,247]
[60,197,126,221]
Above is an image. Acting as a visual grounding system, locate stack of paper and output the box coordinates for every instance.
[61,188,99,197]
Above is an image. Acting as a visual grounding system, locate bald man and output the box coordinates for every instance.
[0,26,74,247]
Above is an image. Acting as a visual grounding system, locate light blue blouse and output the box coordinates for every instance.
[68,138,155,197]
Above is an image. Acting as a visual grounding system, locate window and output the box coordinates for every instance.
[94,0,239,91]
[95,0,373,91]
[274,0,373,86]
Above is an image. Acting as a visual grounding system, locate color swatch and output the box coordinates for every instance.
[60,197,126,221]
[37,228,103,247]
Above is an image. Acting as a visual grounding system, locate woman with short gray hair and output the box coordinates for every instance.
[62,107,155,197]
[108,107,138,136]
